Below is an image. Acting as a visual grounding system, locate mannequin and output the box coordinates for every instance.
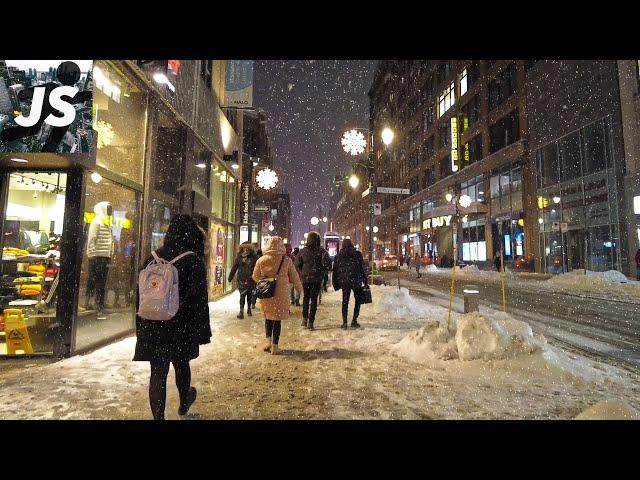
[85,201,114,312]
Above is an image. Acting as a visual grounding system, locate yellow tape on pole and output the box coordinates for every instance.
[500,249,507,312]
[4,308,33,355]
[447,244,457,331]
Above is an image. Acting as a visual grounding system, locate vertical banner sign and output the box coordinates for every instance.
[451,117,458,172]
[0,60,94,153]
[224,61,253,108]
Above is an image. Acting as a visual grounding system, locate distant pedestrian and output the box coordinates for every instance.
[295,231,332,330]
[635,248,640,281]
[332,238,367,329]
[134,214,211,420]
[291,247,302,306]
[494,248,503,272]
[405,253,411,270]
[228,242,258,319]
[414,253,422,278]
[399,253,404,268]
[252,236,302,355]
[251,246,262,309]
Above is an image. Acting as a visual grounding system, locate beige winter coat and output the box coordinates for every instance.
[252,236,302,321]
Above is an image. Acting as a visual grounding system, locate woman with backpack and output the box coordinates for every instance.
[228,242,258,319]
[332,238,367,329]
[134,214,211,420]
[295,231,332,330]
[252,236,302,355]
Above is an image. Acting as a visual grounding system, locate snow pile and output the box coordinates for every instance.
[375,286,436,319]
[455,312,546,361]
[390,320,458,361]
[575,400,640,420]
[426,264,439,272]
[460,264,480,274]
[546,269,636,291]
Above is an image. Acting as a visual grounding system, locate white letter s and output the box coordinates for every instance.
[45,86,79,127]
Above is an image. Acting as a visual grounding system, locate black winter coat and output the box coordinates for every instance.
[228,250,258,291]
[295,246,332,284]
[332,246,367,290]
[133,246,212,363]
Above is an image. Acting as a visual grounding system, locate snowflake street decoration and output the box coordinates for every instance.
[94,120,114,149]
[256,168,278,190]
[341,129,366,156]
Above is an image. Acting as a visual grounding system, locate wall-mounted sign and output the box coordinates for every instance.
[451,117,459,172]
[560,222,568,233]
[373,204,382,215]
[254,205,269,212]
[552,221,560,232]
[423,215,453,230]
[377,187,410,195]
[240,182,251,224]
[224,60,253,108]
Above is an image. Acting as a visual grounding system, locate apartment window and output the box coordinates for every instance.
[460,94,480,131]
[440,154,453,179]
[490,164,522,214]
[462,134,483,166]
[424,105,435,132]
[438,82,455,117]
[200,60,212,90]
[460,68,468,96]
[422,167,435,189]
[559,131,582,182]
[467,62,480,88]
[539,142,559,187]
[488,64,517,110]
[489,109,520,154]
[582,119,608,174]
[423,136,435,160]
[440,123,451,148]
[460,175,484,203]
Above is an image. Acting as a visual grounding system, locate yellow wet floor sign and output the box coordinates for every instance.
[3,309,33,355]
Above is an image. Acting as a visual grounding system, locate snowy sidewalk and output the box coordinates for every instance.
[0,287,639,420]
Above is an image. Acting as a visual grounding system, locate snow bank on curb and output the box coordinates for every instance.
[575,400,640,420]
[546,269,639,293]
[390,320,458,361]
[374,286,439,319]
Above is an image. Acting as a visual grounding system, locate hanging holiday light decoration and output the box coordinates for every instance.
[341,129,367,156]
[256,168,278,190]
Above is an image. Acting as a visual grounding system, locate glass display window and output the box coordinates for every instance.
[1,172,66,355]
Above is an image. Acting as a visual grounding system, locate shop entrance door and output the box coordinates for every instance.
[565,229,586,272]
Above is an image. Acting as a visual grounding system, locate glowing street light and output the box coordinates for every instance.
[445,192,453,203]
[310,216,319,226]
[381,127,394,146]
[322,217,328,223]
[349,174,360,189]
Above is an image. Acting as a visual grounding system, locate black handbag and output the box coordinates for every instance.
[360,285,372,304]
[253,255,285,299]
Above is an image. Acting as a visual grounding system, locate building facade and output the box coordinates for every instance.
[0,60,241,359]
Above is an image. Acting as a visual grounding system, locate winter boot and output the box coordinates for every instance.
[263,339,272,353]
[342,314,348,329]
[247,307,252,317]
[351,318,361,328]
[301,318,308,327]
[178,387,197,416]
[237,310,244,319]
[308,321,315,331]
[271,343,279,355]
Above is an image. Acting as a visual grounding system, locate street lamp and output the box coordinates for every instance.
[310,216,319,226]
[341,126,394,281]
[445,192,472,331]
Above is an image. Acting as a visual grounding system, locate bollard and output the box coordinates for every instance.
[463,285,480,313]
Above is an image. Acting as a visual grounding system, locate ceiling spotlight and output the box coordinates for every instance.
[445,193,453,203]
[553,196,561,204]
[10,158,28,163]
[91,172,103,184]
[196,163,207,169]
[231,163,240,170]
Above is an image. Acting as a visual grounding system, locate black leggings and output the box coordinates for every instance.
[265,319,282,344]
[240,289,253,309]
[302,282,322,323]
[149,360,191,420]
[342,286,363,321]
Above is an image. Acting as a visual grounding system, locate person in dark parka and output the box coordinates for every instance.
[228,242,258,319]
[332,238,367,328]
[133,214,212,420]
[295,231,331,330]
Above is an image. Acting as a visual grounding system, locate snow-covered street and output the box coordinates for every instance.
[1,287,639,420]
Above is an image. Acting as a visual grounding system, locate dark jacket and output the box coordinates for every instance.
[635,249,640,267]
[494,253,502,271]
[134,215,211,363]
[332,246,367,290]
[228,245,258,291]
[295,232,331,284]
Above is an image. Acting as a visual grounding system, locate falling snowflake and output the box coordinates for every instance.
[341,129,367,156]
[288,83,295,91]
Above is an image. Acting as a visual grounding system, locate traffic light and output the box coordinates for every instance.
[333,175,350,184]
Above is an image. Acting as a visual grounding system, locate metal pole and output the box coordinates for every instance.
[447,201,458,332]
[368,132,374,284]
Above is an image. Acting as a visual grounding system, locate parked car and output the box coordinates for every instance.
[513,254,535,272]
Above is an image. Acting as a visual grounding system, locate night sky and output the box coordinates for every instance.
[253,60,376,245]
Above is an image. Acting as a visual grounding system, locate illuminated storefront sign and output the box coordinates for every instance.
[451,117,459,172]
[422,215,453,230]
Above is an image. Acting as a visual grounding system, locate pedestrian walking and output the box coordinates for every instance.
[414,253,422,278]
[252,236,302,355]
[295,231,332,330]
[405,252,411,270]
[228,241,258,319]
[399,253,404,268]
[134,214,211,420]
[251,246,262,310]
[635,248,640,281]
[494,248,503,272]
[332,238,367,329]
[291,247,302,306]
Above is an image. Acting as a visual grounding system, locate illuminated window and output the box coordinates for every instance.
[437,82,455,117]
[460,68,468,96]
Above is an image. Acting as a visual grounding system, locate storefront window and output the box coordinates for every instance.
[191,137,211,198]
[582,119,607,175]
[93,61,148,184]
[226,178,236,224]
[153,110,185,199]
[225,229,235,294]
[76,176,140,352]
[208,222,226,298]
[1,172,66,355]
[211,161,225,219]
[462,218,487,262]
[560,131,582,182]
[149,199,173,251]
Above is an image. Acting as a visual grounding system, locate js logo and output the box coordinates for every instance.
[15,85,79,127]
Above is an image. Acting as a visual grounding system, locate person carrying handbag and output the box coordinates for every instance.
[252,236,302,355]
[332,239,368,329]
